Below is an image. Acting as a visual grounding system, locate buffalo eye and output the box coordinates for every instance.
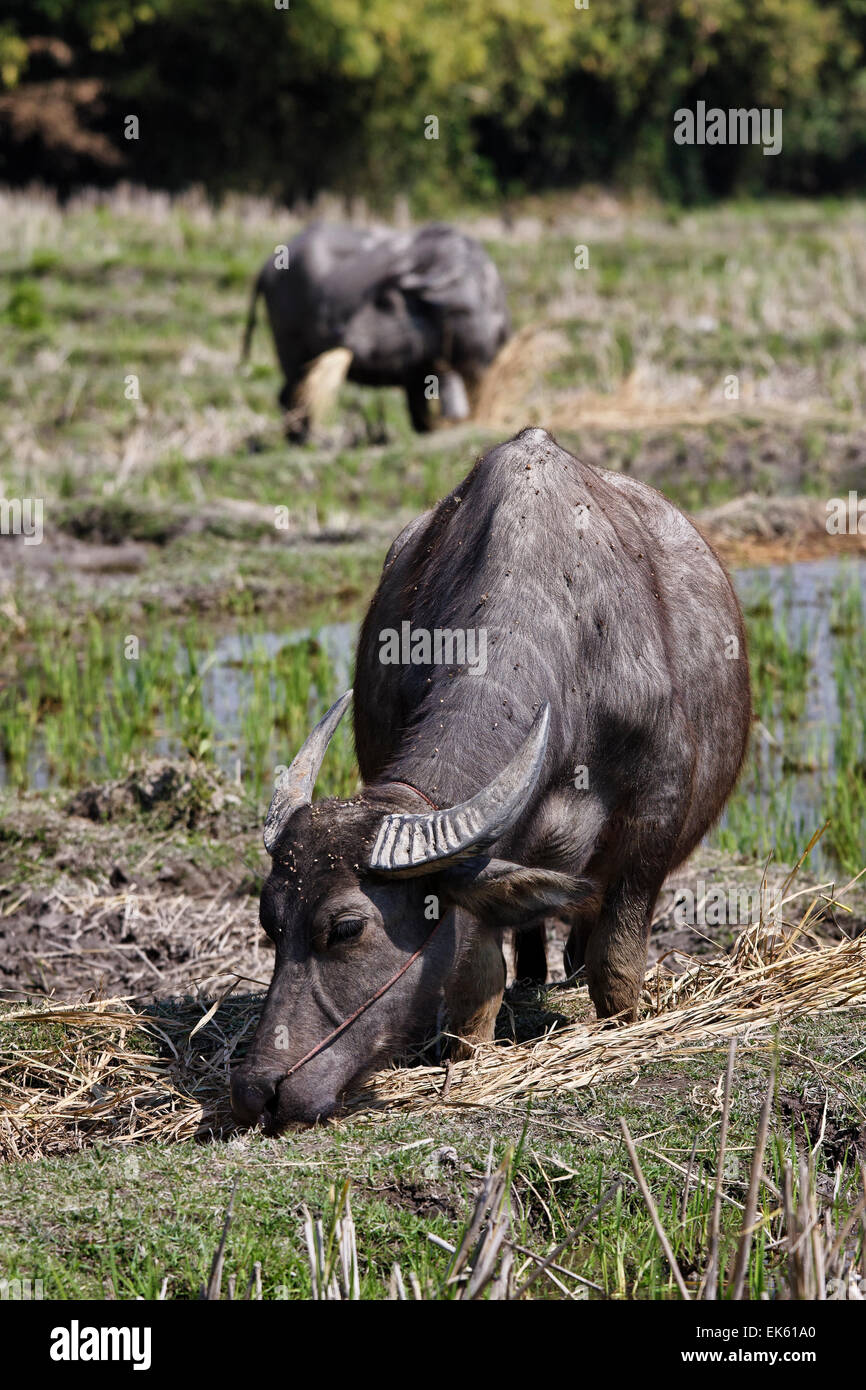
[328,915,365,947]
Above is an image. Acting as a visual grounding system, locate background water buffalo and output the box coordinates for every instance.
[231,427,751,1130]
[241,221,510,437]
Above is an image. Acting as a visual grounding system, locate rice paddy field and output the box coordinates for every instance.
[1,187,865,1302]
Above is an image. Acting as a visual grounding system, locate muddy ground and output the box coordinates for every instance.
[2,463,865,630]
[1,757,861,1012]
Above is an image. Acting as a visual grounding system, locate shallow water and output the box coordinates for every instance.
[4,559,865,875]
[735,556,851,744]
[724,555,865,868]
[202,621,356,741]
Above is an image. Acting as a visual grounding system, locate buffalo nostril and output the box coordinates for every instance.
[230,1071,279,1126]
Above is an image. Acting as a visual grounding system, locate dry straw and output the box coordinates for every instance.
[284,346,353,433]
[2,871,864,1159]
[473,325,568,427]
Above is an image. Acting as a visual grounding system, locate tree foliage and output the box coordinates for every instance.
[2,0,865,202]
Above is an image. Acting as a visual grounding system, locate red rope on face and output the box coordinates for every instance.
[280,914,445,1080]
[386,780,438,808]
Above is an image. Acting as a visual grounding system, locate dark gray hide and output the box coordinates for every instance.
[241,221,510,435]
[231,428,751,1130]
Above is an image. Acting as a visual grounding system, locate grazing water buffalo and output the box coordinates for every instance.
[241,221,509,437]
[231,427,751,1130]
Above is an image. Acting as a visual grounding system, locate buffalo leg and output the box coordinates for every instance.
[439,370,471,421]
[446,927,505,1057]
[584,875,662,1021]
[281,376,311,442]
[563,912,595,979]
[405,373,433,432]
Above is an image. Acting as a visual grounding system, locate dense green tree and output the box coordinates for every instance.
[1,0,864,202]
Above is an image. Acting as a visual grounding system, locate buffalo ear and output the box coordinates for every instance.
[440,858,594,927]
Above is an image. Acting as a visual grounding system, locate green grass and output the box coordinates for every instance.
[0,1017,862,1299]
[713,563,866,874]
[1,192,864,643]
[2,194,866,599]
[0,614,357,802]
[4,561,864,875]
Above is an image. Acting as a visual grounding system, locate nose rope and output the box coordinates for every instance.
[279,913,445,1081]
[265,779,440,1088]
[386,780,438,808]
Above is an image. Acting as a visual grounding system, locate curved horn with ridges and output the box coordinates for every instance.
[369,703,550,875]
[263,690,353,855]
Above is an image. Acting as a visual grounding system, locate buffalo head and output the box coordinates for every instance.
[230,692,584,1130]
[341,280,440,381]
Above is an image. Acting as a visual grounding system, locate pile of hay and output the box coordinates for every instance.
[0,997,243,1159]
[358,926,866,1113]
[284,347,353,434]
[1,878,265,1003]
[2,881,865,1158]
[473,325,570,428]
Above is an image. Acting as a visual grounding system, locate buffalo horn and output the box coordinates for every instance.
[370,703,550,874]
[263,689,353,854]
